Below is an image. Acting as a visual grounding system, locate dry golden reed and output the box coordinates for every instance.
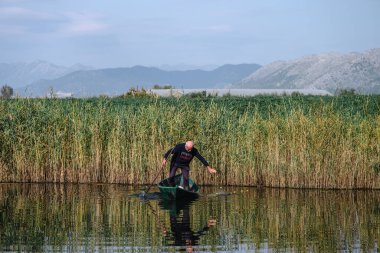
[0,96,379,188]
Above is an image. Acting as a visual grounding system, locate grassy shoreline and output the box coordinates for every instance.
[0,95,379,188]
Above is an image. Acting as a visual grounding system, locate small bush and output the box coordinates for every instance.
[336,88,356,96]
[152,84,175,89]
[184,91,217,98]
[120,87,157,98]
[1,85,13,99]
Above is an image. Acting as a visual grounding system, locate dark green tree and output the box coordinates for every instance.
[335,88,356,96]
[1,85,14,99]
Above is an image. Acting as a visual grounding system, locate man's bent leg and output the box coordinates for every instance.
[181,167,190,190]
[169,165,177,186]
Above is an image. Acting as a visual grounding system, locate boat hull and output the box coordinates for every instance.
[158,174,200,200]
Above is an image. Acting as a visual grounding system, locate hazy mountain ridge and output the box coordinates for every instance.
[7,48,380,96]
[236,48,380,93]
[17,63,261,97]
[157,64,219,71]
[0,60,92,88]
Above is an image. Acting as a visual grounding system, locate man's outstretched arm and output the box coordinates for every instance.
[195,151,217,173]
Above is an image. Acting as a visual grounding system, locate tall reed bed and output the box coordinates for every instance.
[0,96,379,188]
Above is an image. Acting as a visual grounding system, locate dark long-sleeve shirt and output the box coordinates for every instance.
[164,143,209,167]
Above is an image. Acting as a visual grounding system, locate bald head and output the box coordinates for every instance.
[185,141,194,151]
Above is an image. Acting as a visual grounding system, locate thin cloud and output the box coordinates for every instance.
[205,25,232,33]
[0,0,28,3]
[0,24,26,34]
[0,7,55,21]
[0,7,61,36]
[0,7,109,37]
[62,12,109,35]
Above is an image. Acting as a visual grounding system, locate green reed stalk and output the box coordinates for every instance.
[0,95,379,188]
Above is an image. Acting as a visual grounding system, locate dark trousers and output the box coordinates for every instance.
[169,164,190,189]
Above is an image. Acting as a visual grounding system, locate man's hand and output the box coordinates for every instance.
[207,166,217,174]
[162,159,167,167]
[207,219,217,227]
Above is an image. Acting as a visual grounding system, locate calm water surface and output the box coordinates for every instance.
[0,184,379,252]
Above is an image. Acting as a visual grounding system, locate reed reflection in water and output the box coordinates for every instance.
[0,184,379,252]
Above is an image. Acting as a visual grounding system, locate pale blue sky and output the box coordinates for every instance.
[1,0,379,68]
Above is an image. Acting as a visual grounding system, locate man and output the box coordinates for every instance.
[164,201,217,250]
[162,141,216,190]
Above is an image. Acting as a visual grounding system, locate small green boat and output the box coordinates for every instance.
[158,173,200,200]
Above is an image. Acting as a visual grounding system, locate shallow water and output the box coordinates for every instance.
[0,184,379,252]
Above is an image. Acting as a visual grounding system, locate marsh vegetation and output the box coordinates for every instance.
[0,95,379,188]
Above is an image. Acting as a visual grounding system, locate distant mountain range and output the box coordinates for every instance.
[157,63,219,71]
[4,48,380,97]
[16,64,261,97]
[235,48,380,94]
[0,60,91,88]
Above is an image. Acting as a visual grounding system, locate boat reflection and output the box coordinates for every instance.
[158,198,217,251]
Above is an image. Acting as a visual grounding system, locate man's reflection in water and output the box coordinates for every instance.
[159,199,216,252]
